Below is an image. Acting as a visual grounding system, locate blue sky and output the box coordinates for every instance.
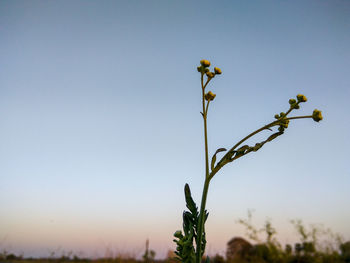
[1,0,349,259]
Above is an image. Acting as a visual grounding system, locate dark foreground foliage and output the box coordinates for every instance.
[1,240,349,263]
[222,239,350,263]
[224,215,350,263]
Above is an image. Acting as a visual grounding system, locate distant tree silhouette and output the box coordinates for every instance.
[226,237,253,262]
[341,241,350,263]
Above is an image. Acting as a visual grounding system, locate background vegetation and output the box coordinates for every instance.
[2,216,349,263]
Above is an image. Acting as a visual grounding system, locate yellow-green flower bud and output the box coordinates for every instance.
[278,118,289,128]
[174,230,183,238]
[297,94,307,103]
[280,112,285,117]
[197,66,210,74]
[200,59,211,67]
[205,91,216,101]
[289,99,296,105]
[294,104,300,109]
[312,109,323,122]
[214,67,222,75]
[274,114,280,119]
[206,72,215,78]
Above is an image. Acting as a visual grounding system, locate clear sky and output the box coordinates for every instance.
[1,0,349,259]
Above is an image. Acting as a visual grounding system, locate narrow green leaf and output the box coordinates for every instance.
[211,148,226,171]
[211,156,216,171]
[266,131,283,142]
[253,142,263,151]
[204,211,209,222]
[184,184,198,216]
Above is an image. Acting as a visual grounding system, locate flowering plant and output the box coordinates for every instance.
[173,60,323,263]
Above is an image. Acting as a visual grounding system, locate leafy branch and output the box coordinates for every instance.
[174,60,323,263]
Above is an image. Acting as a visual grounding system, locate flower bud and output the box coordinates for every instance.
[289,99,296,105]
[174,230,183,238]
[312,109,323,122]
[214,67,222,75]
[205,91,216,101]
[197,66,209,74]
[281,119,289,128]
[297,94,307,103]
[200,59,211,67]
[206,72,215,78]
[279,118,289,128]
[274,114,280,119]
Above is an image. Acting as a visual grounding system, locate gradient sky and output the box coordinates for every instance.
[1,0,350,259]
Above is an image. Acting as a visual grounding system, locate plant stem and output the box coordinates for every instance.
[196,178,210,263]
[196,74,211,263]
[201,74,210,180]
[229,115,312,153]
[215,115,313,174]
[219,121,277,163]
[287,115,312,120]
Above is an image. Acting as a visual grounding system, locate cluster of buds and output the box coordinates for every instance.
[289,99,300,109]
[197,59,222,102]
[274,112,290,132]
[289,94,307,110]
[197,60,222,79]
[275,94,323,132]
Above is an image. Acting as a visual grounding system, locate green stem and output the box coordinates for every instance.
[221,121,277,160]
[227,109,307,155]
[215,115,313,174]
[201,75,210,179]
[205,101,210,116]
[284,104,296,117]
[196,178,210,263]
[287,115,312,120]
[196,74,211,263]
